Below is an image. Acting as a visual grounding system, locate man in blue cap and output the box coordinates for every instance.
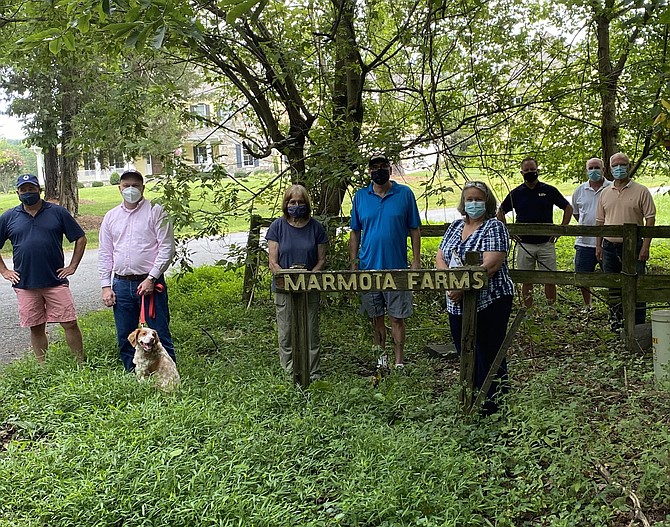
[0,174,87,363]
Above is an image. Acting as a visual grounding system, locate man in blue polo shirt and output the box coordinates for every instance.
[349,153,421,370]
[0,174,87,363]
[496,157,573,307]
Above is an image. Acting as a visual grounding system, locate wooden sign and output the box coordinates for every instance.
[276,268,487,293]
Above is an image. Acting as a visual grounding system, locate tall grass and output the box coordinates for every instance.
[0,266,668,526]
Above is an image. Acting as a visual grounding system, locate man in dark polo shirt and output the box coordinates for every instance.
[496,158,573,307]
[0,174,87,363]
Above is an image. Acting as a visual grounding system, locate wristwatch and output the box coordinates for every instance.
[148,275,157,284]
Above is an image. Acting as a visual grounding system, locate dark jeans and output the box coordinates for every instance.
[601,239,646,326]
[112,276,176,371]
[449,295,513,415]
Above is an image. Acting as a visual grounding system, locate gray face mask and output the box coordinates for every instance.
[121,186,142,204]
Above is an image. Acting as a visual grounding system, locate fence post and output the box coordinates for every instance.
[621,223,639,351]
[242,214,262,304]
[291,291,310,388]
[460,251,480,413]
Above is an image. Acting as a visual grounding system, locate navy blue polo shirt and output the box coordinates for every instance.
[0,201,85,289]
[500,182,570,244]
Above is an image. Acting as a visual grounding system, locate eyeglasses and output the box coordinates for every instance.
[464,181,488,195]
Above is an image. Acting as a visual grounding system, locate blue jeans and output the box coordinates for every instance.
[601,239,646,325]
[449,295,513,415]
[574,245,600,273]
[112,276,176,371]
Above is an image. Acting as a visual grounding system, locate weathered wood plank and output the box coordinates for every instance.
[290,292,310,388]
[622,224,639,350]
[276,269,488,293]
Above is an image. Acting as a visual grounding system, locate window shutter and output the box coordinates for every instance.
[235,144,242,168]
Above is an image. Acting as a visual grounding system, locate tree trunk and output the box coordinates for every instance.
[317,0,365,216]
[59,73,79,215]
[595,9,619,173]
[43,145,59,201]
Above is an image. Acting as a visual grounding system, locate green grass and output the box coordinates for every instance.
[0,266,669,526]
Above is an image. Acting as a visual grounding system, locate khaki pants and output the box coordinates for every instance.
[274,292,321,377]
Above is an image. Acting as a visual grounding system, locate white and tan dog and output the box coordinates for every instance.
[128,327,180,392]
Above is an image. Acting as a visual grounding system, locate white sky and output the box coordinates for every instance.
[0,113,26,140]
[0,96,26,140]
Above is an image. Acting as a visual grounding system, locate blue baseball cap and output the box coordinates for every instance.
[16,174,40,188]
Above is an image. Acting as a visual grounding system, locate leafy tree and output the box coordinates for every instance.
[0,1,188,213]
[0,146,24,193]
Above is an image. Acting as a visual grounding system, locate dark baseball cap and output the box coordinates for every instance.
[16,174,39,188]
[368,153,390,167]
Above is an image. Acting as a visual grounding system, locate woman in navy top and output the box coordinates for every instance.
[266,185,328,380]
[436,181,514,414]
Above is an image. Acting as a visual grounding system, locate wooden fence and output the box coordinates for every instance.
[242,215,670,351]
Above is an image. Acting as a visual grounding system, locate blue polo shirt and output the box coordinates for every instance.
[0,201,85,289]
[350,181,421,270]
[499,181,570,244]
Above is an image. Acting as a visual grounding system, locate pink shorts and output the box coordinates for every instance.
[14,284,78,328]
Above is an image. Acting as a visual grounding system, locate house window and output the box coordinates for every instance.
[193,145,208,165]
[108,151,125,169]
[83,152,96,171]
[236,144,259,168]
[190,103,210,118]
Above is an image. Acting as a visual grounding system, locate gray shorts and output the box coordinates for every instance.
[360,291,413,319]
[516,241,557,271]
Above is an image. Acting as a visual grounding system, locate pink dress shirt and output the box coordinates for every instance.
[98,199,175,287]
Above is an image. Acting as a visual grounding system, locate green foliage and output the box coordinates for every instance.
[0,267,669,526]
[0,148,23,193]
[109,171,120,185]
[91,180,103,187]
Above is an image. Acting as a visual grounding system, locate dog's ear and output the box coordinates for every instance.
[128,328,140,346]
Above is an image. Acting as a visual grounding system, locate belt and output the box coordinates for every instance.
[602,239,623,247]
[114,273,149,281]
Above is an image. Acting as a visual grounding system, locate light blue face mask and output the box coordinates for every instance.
[611,165,628,180]
[587,169,603,182]
[464,200,486,219]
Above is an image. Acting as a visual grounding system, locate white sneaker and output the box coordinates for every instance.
[376,354,388,369]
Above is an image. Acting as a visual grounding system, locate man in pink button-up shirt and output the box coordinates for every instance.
[98,170,176,371]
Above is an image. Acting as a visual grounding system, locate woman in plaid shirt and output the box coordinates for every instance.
[436,181,514,415]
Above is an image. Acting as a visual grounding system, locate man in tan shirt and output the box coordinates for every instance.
[595,152,656,330]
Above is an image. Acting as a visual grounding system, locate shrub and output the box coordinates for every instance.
[77,182,85,188]
[109,172,120,185]
[91,181,104,188]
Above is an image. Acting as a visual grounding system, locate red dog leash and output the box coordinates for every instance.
[139,282,165,326]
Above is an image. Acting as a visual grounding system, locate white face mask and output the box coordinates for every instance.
[121,186,142,204]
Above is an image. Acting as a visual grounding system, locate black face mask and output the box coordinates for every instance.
[371,167,390,185]
[19,192,40,206]
[523,171,538,183]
